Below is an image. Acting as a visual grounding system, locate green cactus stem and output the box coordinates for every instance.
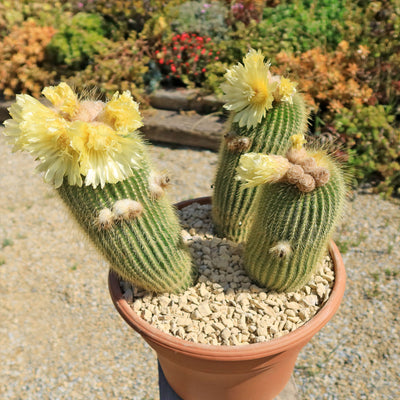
[212,93,309,242]
[3,82,196,294]
[57,161,196,294]
[239,149,347,292]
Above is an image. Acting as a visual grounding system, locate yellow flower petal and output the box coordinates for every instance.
[236,153,291,188]
[3,94,82,188]
[70,121,144,188]
[275,77,297,104]
[221,49,278,129]
[3,84,145,188]
[42,83,79,118]
[290,134,307,150]
[102,91,143,132]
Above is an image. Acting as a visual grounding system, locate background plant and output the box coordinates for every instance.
[258,0,350,54]
[154,33,218,87]
[169,1,229,41]
[69,33,150,103]
[333,105,400,196]
[46,12,110,71]
[0,0,398,197]
[0,21,56,99]
[273,41,374,115]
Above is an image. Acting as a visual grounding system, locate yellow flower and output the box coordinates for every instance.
[101,91,143,132]
[290,134,307,150]
[275,77,297,104]
[221,49,278,129]
[70,121,144,189]
[4,94,82,188]
[236,153,291,188]
[3,83,144,188]
[42,82,80,118]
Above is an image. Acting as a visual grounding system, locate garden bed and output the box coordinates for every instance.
[0,0,398,196]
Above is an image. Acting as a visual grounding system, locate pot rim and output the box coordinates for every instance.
[108,196,346,361]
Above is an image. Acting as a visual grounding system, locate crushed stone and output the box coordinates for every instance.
[122,203,334,345]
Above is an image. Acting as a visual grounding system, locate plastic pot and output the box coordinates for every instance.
[108,196,346,400]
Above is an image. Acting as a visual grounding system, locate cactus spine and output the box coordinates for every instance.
[238,147,347,292]
[212,49,309,242]
[3,83,195,294]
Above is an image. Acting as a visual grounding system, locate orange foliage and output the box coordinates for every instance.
[273,41,374,115]
[0,21,56,99]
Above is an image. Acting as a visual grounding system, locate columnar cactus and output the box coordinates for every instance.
[236,136,347,292]
[212,49,309,242]
[3,83,195,293]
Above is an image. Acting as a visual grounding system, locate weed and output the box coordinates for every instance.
[335,240,350,254]
[364,284,381,299]
[2,238,13,249]
[370,272,380,282]
[384,268,399,279]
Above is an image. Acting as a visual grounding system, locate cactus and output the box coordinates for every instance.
[3,83,196,294]
[212,49,309,242]
[236,138,347,292]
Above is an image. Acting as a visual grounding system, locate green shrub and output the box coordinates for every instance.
[259,0,350,53]
[65,0,186,38]
[68,33,150,103]
[346,1,400,108]
[46,12,108,70]
[333,105,400,196]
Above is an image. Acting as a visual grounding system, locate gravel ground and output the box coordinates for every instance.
[1,127,399,400]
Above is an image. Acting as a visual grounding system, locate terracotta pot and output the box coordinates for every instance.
[108,196,346,400]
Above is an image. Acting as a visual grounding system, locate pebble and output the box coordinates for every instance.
[125,204,334,346]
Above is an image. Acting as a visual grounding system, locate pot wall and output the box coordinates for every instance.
[108,197,346,400]
[156,346,302,400]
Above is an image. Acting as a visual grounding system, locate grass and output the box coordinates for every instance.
[384,268,399,279]
[364,268,399,299]
[335,232,367,254]
[364,284,381,299]
[2,238,13,249]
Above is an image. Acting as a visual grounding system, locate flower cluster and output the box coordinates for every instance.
[221,49,297,129]
[4,83,144,189]
[155,33,218,85]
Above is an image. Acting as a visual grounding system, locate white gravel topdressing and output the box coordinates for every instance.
[121,202,335,346]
